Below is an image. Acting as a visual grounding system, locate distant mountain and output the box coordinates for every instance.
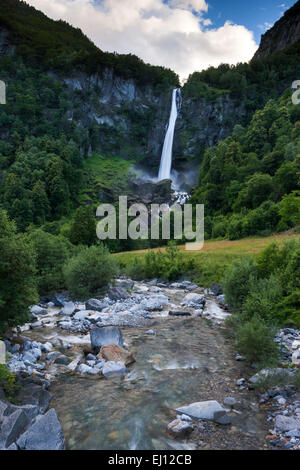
[253,1,300,60]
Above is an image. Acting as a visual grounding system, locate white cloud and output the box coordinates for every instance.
[25,0,258,80]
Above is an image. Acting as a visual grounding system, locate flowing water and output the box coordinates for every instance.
[158,89,179,181]
[21,285,271,450]
[49,320,269,449]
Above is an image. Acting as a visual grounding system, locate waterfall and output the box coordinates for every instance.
[158,88,179,181]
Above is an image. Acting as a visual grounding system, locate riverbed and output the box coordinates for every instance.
[18,282,271,450]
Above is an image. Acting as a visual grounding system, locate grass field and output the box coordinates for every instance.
[114,231,300,286]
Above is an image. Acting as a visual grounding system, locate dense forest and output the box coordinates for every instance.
[0,0,299,332]
[190,90,300,239]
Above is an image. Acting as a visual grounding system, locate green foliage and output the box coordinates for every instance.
[223,257,257,311]
[0,364,18,402]
[192,93,300,240]
[235,315,279,368]
[0,0,179,89]
[26,229,75,295]
[242,275,283,322]
[0,210,38,330]
[63,244,118,299]
[125,243,195,282]
[253,368,300,393]
[69,206,96,246]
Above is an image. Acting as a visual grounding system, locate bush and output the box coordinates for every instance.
[124,243,192,282]
[235,315,279,368]
[0,209,38,331]
[63,244,118,299]
[223,257,257,311]
[27,229,75,294]
[0,364,18,402]
[242,275,283,322]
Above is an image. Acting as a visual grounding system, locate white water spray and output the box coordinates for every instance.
[158,88,179,181]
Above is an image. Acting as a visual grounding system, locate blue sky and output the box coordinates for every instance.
[26,0,294,79]
[200,1,294,42]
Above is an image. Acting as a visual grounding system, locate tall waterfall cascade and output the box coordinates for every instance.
[158,88,179,181]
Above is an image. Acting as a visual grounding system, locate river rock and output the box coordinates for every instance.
[30,321,42,329]
[17,384,51,415]
[166,418,194,439]
[17,409,65,450]
[99,344,136,366]
[102,361,127,377]
[141,295,169,311]
[54,355,70,366]
[169,310,191,317]
[76,364,93,375]
[181,293,205,308]
[0,406,29,449]
[224,397,237,408]
[108,287,130,301]
[85,298,106,311]
[30,305,47,316]
[175,400,225,421]
[73,310,91,321]
[60,302,76,316]
[40,342,52,353]
[51,294,69,307]
[91,326,124,350]
[115,279,134,290]
[275,415,300,432]
[213,410,231,425]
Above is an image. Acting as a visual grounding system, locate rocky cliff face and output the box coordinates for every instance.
[173,93,246,169]
[253,1,300,60]
[53,69,172,168]
[0,23,249,181]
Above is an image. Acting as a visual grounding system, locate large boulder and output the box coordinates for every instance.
[175,400,225,421]
[102,361,127,377]
[60,302,76,316]
[90,326,124,350]
[85,298,106,311]
[99,345,135,366]
[51,294,69,307]
[17,384,51,415]
[108,287,130,301]
[30,305,47,316]
[73,310,91,321]
[181,293,205,308]
[0,406,29,449]
[275,415,300,432]
[115,279,134,290]
[141,294,169,311]
[17,409,65,450]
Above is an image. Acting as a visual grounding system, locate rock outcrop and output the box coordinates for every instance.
[253,1,300,61]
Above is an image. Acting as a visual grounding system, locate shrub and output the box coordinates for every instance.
[0,209,38,331]
[63,244,118,299]
[223,257,257,311]
[0,364,19,402]
[235,315,279,368]
[69,206,96,246]
[27,229,75,294]
[124,256,145,281]
[242,275,283,322]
